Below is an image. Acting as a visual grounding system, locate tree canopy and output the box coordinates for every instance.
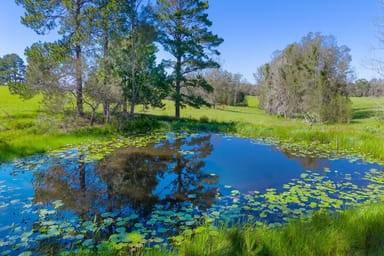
[256,33,352,123]
[154,0,223,118]
[0,53,26,86]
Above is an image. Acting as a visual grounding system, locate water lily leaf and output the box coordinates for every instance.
[116,227,126,233]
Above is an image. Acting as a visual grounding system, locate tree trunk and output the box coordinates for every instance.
[75,0,83,117]
[175,82,181,119]
[102,14,110,124]
[103,102,110,123]
[130,101,135,120]
[130,9,136,121]
[75,47,83,117]
[175,57,181,119]
[123,97,128,114]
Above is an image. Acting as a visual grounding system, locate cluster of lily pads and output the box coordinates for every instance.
[0,132,383,255]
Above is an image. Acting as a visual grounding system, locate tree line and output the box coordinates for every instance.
[346,79,384,97]
[3,1,381,125]
[9,0,223,122]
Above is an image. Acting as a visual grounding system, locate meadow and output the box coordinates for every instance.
[2,86,384,164]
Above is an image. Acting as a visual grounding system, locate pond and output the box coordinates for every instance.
[0,132,383,254]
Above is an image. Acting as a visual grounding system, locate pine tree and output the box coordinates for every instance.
[16,0,94,117]
[154,0,223,118]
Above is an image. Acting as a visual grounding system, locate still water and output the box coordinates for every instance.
[0,133,383,254]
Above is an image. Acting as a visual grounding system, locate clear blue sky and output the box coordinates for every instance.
[0,0,382,83]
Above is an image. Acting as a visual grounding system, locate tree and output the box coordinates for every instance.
[87,0,129,123]
[24,42,72,111]
[0,53,26,86]
[346,79,371,97]
[16,0,94,117]
[257,33,352,123]
[201,68,253,107]
[111,11,170,119]
[154,0,223,118]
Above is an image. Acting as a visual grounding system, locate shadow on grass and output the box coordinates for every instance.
[0,140,25,163]
[352,107,376,120]
[116,113,238,134]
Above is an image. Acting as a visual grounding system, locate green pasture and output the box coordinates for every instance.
[1,86,384,163]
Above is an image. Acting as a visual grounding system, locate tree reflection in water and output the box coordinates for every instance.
[33,133,218,224]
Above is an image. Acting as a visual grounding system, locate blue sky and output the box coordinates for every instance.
[0,0,382,83]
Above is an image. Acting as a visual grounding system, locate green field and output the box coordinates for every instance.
[1,86,384,163]
[0,86,114,161]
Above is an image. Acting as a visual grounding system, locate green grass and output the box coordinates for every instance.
[70,204,384,256]
[0,86,117,162]
[1,86,384,163]
[137,96,384,163]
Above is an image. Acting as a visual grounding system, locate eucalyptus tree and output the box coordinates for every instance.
[257,33,352,123]
[203,68,251,107]
[16,0,95,117]
[154,0,223,118]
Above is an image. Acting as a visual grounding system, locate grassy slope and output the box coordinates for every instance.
[1,85,384,162]
[0,87,112,161]
[138,96,384,163]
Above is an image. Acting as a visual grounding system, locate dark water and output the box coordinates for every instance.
[0,133,383,254]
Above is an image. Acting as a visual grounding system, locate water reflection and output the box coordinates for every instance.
[32,134,218,221]
[281,150,330,171]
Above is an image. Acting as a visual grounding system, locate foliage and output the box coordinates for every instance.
[257,32,352,123]
[112,30,171,118]
[16,0,95,117]
[0,53,26,92]
[23,41,73,109]
[154,0,223,118]
[347,78,384,97]
[202,68,254,107]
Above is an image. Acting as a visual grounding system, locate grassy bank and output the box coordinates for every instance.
[137,96,384,163]
[72,203,384,256]
[0,87,117,161]
[1,86,384,163]
[172,203,384,256]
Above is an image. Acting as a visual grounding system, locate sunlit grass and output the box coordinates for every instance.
[1,85,384,163]
[0,86,115,161]
[137,96,384,163]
